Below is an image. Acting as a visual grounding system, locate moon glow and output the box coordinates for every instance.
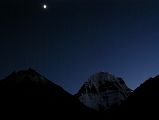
[43,4,47,9]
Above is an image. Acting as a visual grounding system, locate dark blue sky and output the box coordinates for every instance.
[0,0,159,94]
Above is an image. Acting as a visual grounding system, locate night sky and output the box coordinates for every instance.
[0,0,159,94]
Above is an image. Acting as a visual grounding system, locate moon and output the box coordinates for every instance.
[43,4,47,9]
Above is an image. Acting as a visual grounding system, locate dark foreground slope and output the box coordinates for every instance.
[109,75,159,119]
[0,68,93,118]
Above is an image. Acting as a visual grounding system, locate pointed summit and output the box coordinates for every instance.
[0,68,92,117]
[76,72,131,111]
[4,68,50,86]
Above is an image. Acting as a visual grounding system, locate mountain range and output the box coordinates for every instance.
[0,68,158,118]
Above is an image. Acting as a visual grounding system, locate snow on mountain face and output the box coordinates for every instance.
[76,72,131,111]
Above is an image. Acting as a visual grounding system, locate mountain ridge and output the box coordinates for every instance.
[0,68,159,118]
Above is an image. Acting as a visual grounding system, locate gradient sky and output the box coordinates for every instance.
[0,0,159,94]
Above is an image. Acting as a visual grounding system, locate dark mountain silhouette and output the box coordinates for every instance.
[0,68,159,119]
[0,68,93,118]
[108,75,159,119]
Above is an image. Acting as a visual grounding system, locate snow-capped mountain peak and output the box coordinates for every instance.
[76,72,131,111]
